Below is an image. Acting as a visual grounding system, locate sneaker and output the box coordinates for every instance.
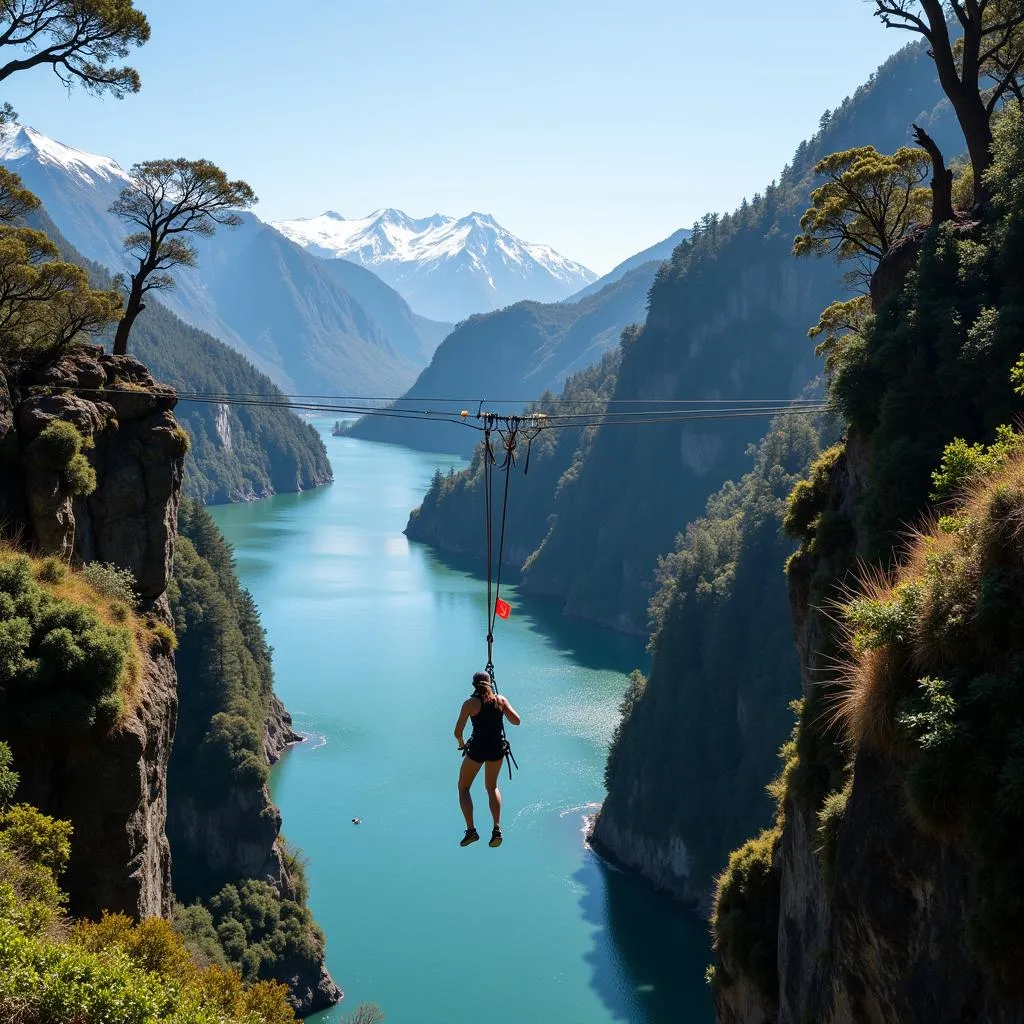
[460,828,479,847]
[489,826,503,848]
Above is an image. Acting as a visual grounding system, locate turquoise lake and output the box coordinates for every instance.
[211,420,714,1024]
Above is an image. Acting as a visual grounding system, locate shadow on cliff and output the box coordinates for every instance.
[416,544,648,674]
[574,847,715,1024]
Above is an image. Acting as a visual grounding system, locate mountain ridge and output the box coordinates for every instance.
[274,207,597,322]
[0,123,440,395]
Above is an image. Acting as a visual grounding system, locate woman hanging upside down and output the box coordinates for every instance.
[454,671,521,848]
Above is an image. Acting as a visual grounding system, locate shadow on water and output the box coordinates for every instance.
[575,849,715,1024]
[417,543,649,675]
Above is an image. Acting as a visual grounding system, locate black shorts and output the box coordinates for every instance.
[466,742,504,764]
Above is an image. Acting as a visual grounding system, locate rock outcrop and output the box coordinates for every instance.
[0,347,184,920]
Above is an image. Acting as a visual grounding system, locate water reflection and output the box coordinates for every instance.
[575,847,714,1024]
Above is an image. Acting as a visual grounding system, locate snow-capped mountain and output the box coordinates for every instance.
[273,208,597,323]
[0,123,447,394]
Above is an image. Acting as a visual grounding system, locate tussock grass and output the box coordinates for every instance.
[830,447,1024,990]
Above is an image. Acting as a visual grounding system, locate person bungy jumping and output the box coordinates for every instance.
[454,671,521,848]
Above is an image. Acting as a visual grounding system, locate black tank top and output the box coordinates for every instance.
[470,696,504,750]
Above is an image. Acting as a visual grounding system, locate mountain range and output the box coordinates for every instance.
[0,124,449,395]
[345,225,690,455]
[273,208,597,322]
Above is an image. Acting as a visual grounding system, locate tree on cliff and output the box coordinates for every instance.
[872,0,1024,203]
[793,146,931,285]
[0,0,149,96]
[1,166,122,360]
[109,160,257,355]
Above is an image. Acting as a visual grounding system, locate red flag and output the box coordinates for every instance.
[495,598,512,620]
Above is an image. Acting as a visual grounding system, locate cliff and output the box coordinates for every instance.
[590,409,825,906]
[517,42,961,634]
[712,106,1024,1023]
[0,347,183,920]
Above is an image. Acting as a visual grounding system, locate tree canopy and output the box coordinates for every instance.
[109,159,257,354]
[0,0,149,97]
[793,146,931,285]
[0,167,122,362]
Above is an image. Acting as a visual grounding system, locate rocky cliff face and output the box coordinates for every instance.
[714,433,1024,1024]
[0,347,184,920]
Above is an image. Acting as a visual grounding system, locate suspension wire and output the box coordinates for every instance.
[33,385,827,434]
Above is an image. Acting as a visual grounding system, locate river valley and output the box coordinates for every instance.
[211,420,714,1024]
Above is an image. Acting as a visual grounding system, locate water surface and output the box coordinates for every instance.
[211,421,713,1024]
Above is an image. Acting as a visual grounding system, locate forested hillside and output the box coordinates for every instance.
[347,258,666,456]
[407,348,621,561]
[521,41,961,633]
[169,502,339,1014]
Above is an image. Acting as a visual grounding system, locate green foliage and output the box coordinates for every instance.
[782,443,845,542]
[0,801,70,937]
[833,446,1024,988]
[169,501,276,852]
[711,827,781,1003]
[0,918,298,1024]
[815,777,853,886]
[173,902,228,969]
[794,146,931,285]
[931,425,1024,501]
[27,420,98,497]
[204,880,325,989]
[0,549,140,735]
[0,205,123,362]
[278,838,309,906]
[0,743,16,810]
[111,159,257,354]
[82,561,138,607]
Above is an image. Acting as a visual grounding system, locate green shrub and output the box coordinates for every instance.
[782,444,845,540]
[0,551,141,735]
[0,919,297,1024]
[82,562,138,607]
[147,618,178,655]
[174,426,193,455]
[931,425,1024,502]
[279,837,310,905]
[815,777,853,885]
[28,421,97,498]
[0,744,16,810]
[711,827,781,1002]
[0,800,71,937]
[173,902,228,969]
[204,880,324,989]
[30,421,81,468]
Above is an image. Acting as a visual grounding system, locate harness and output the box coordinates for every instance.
[466,413,540,780]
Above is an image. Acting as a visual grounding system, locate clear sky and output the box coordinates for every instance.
[3,0,909,274]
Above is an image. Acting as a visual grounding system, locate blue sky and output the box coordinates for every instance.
[4,0,908,273]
